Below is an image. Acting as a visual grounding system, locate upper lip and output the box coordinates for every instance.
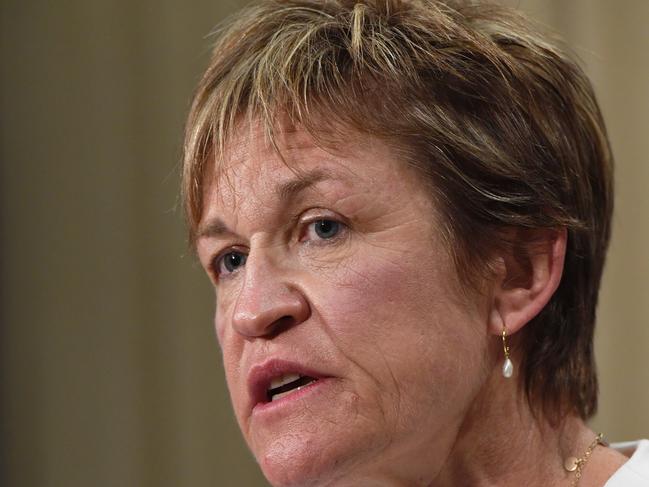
[247,358,330,410]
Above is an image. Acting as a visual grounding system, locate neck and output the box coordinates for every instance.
[432,367,624,487]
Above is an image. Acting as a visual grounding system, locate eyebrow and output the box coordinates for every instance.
[197,217,231,240]
[196,168,341,240]
[275,168,336,201]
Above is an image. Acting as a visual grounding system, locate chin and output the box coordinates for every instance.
[240,377,385,486]
[252,420,381,487]
[257,436,340,487]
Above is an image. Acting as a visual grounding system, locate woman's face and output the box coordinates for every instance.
[196,125,492,486]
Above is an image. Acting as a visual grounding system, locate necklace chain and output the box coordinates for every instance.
[564,433,604,487]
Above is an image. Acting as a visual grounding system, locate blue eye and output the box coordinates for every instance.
[217,251,247,275]
[313,219,340,239]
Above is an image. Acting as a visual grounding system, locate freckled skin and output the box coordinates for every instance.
[196,126,493,487]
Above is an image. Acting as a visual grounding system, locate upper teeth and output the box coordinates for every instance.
[269,373,301,390]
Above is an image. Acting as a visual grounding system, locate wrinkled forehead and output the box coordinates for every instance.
[200,119,368,214]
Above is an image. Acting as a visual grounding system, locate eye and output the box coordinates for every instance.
[308,219,342,240]
[214,250,247,276]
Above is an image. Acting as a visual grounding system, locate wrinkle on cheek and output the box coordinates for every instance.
[317,281,402,441]
[316,232,453,425]
[375,344,405,437]
[340,350,398,444]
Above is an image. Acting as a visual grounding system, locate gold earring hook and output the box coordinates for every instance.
[502,326,510,360]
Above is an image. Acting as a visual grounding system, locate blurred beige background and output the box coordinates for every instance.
[1,1,647,486]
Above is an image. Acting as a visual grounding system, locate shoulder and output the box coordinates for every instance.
[605,440,649,487]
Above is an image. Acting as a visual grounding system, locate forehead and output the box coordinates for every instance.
[200,122,398,215]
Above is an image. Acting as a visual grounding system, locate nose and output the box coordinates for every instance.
[231,251,310,338]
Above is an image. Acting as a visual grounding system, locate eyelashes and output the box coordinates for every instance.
[209,215,349,280]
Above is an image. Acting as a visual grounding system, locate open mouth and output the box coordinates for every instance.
[248,360,329,411]
[267,373,317,402]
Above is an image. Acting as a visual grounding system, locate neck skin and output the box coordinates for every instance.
[431,360,628,487]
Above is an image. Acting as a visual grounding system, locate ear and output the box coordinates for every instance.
[488,228,567,336]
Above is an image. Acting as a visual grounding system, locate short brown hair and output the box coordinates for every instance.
[183,0,613,421]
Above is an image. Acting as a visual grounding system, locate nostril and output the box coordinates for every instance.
[265,315,297,339]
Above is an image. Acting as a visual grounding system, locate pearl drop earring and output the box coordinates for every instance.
[502,326,513,378]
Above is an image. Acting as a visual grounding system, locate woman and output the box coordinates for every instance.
[182,1,648,485]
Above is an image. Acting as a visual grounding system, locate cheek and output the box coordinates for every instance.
[316,242,453,345]
[312,243,488,430]
[214,295,247,417]
[214,280,244,353]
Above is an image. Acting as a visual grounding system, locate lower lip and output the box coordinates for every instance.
[252,377,332,417]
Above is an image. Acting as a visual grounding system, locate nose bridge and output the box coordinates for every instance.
[231,246,309,338]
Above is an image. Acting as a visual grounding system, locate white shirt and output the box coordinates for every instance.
[604,440,649,486]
